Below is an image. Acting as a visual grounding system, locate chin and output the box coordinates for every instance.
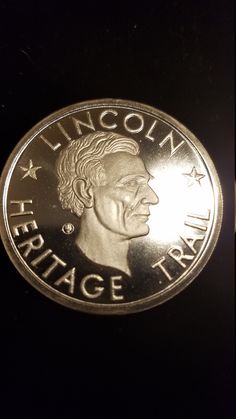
[129,224,149,238]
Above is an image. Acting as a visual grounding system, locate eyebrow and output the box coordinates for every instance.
[116,173,151,183]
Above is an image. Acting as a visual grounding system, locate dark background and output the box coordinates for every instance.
[0,1,234,418]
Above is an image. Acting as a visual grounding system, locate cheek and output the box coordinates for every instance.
[98,189,134,209]
[111,189,136,207]
[94,190,134,226]
[93,191,120,220]
[122,195,134,206]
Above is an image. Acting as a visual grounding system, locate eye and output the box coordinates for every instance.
[124,179,138,188]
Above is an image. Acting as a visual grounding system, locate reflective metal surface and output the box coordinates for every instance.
[0,99,223,314]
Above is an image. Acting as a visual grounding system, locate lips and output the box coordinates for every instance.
[134,212,150,216]
[133,213,150,219]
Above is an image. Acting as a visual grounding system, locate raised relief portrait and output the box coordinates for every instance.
[56,131,158,276]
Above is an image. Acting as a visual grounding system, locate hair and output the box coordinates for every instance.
[56,131,139,217]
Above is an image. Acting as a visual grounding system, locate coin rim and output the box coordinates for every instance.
[0,99,223,314]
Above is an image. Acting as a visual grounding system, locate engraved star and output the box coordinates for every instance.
[20,160,42,180]
[183,166,205,186]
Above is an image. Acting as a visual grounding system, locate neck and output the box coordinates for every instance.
[75,211,131,276]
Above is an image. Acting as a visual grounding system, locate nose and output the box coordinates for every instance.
[141,184,159,205]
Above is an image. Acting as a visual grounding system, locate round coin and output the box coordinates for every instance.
[0,99,223,314]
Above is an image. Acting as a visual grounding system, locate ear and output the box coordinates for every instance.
[72,178,94,209]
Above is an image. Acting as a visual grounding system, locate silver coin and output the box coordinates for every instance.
[0,99,223,314]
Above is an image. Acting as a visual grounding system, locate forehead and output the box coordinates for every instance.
[102,152,148,182]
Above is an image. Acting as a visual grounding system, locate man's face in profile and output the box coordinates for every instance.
[92,152,158,239]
